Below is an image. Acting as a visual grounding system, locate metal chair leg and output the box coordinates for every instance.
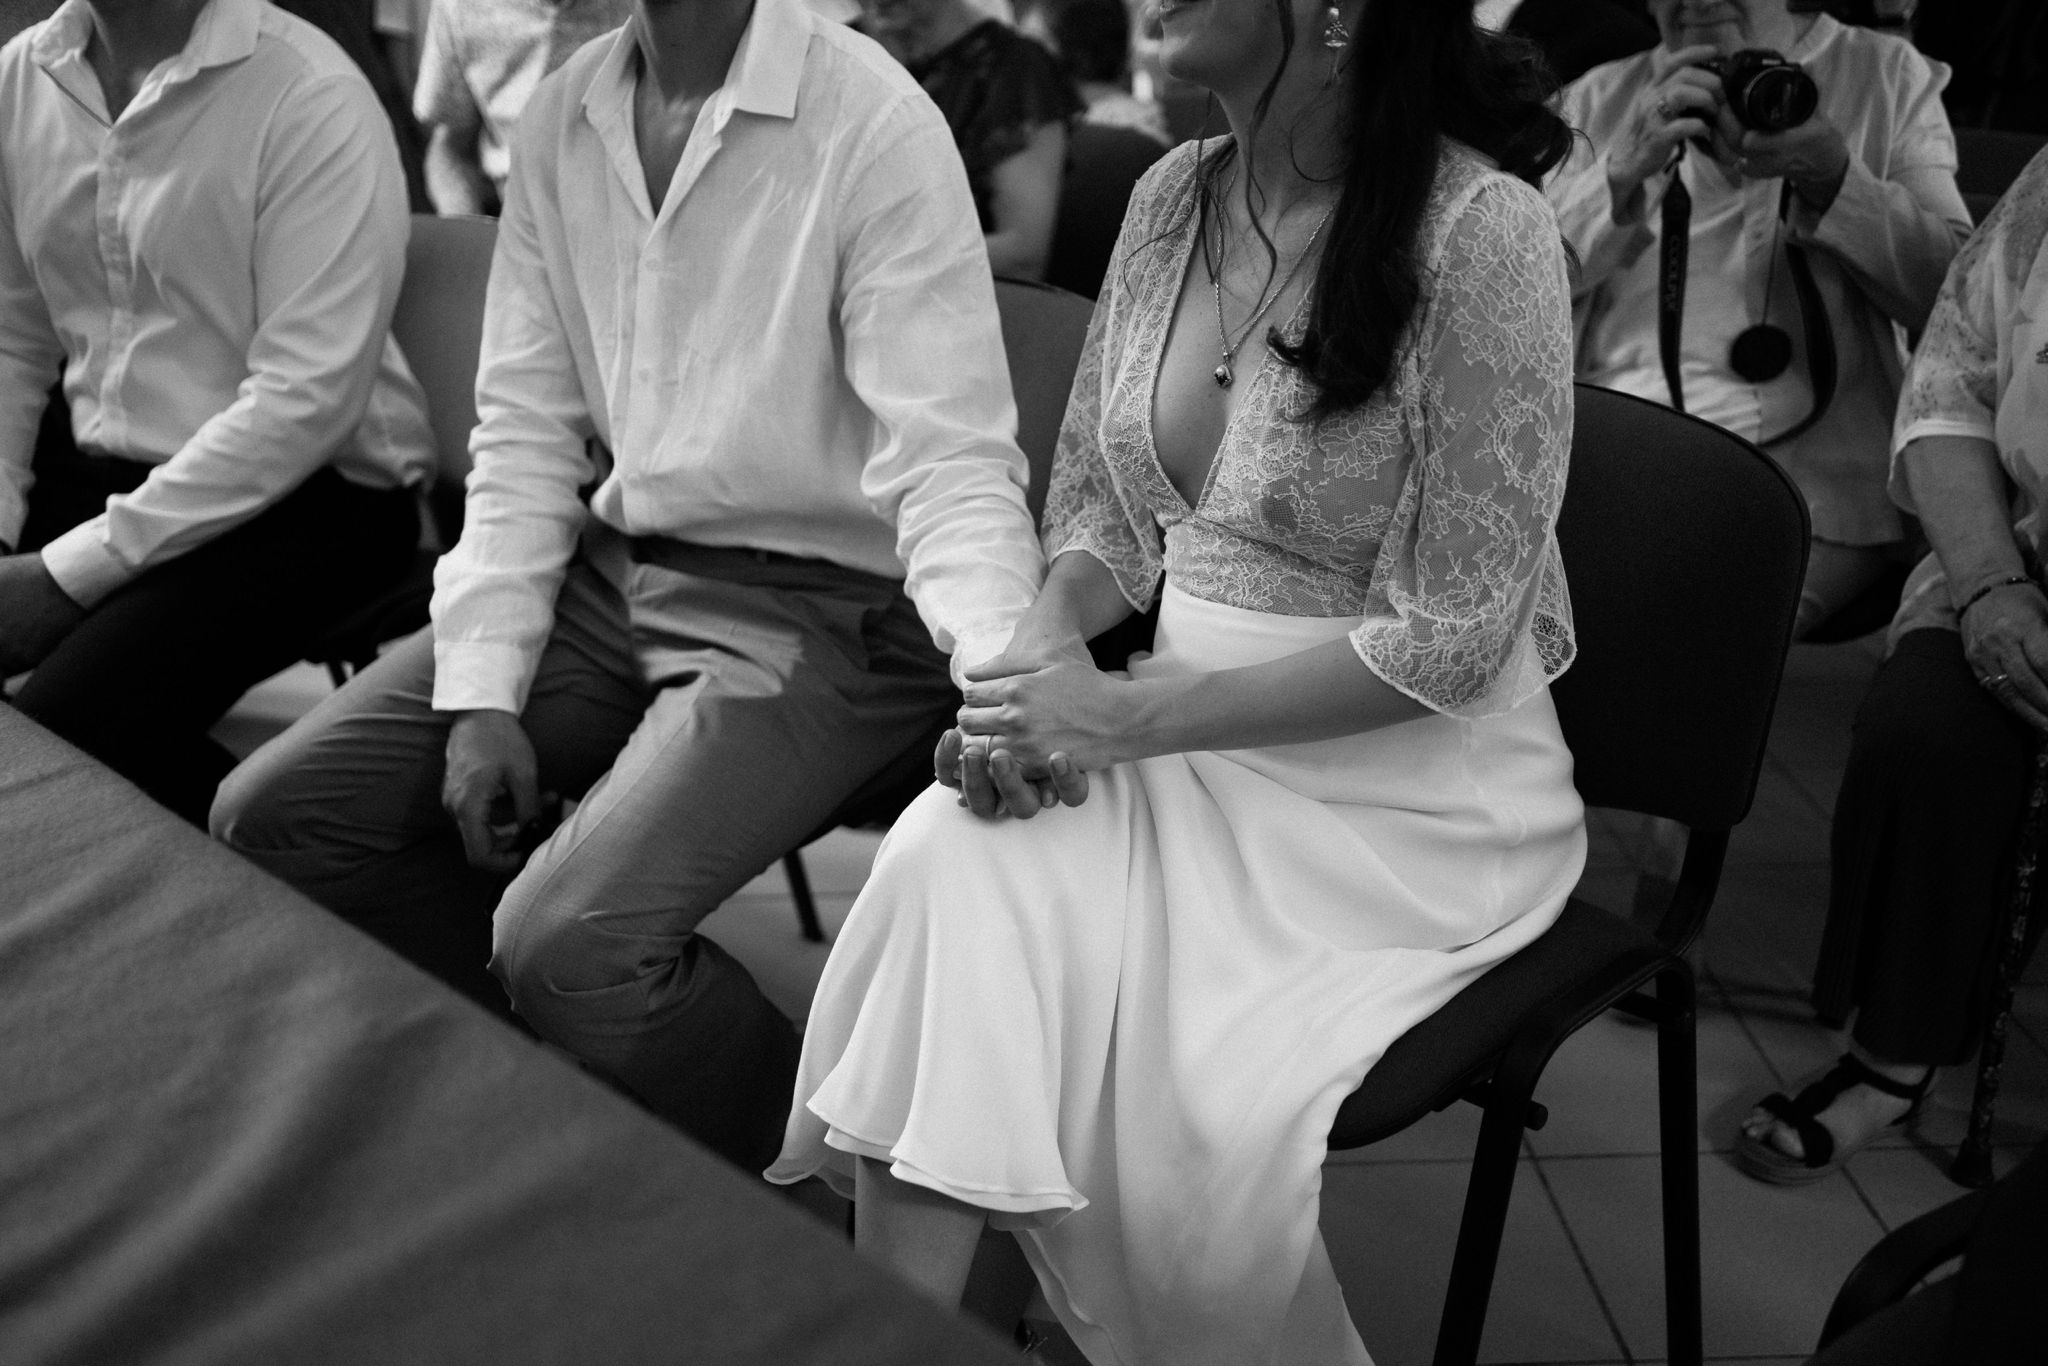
[1655,962,1702,1366]
[1432,1077,1538,1366]
[784,850,825,943]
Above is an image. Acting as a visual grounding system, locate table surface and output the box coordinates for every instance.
[0,705,1012,1366]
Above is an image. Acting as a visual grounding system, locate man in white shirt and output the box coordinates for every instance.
[0,0,433,824]
[413,0,630,215]
[215,0,1045,1169]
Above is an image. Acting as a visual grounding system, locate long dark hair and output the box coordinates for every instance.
[1219,1,1571,423]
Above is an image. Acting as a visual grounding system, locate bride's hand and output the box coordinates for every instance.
[957,654,1137,777]
[934,727,1088,819]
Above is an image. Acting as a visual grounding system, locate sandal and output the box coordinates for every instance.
[1734,1053,1934,1186]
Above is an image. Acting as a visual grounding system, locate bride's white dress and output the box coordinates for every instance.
[768,142,1587,1366]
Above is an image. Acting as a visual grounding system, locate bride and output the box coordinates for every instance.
[769,0,1585,1360]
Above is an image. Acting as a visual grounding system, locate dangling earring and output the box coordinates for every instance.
[1320,3,1350,50]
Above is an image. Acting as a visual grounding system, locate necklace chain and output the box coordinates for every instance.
[1202,178,1335,389]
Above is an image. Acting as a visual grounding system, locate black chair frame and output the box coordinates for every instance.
[1326,384,1809,1366]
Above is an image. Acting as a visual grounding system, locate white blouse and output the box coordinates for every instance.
[1889,147,2048,640]
[1040,140,1577,718]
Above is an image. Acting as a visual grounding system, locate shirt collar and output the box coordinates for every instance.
[33,0,261,82]
[1787,12,1838,63]
[582,0,811,128]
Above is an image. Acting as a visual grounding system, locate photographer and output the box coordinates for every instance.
[1548,0,1970,636]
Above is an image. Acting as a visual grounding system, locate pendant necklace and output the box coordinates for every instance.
[1202,180,1336,388]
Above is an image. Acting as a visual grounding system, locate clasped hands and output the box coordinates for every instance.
[936,638,1135,821]
[1610,44,1850,221]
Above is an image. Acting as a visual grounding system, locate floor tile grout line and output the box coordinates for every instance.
[1526,1145,1637,1366]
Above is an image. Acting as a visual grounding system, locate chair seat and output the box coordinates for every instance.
[1331,896,1670,1148]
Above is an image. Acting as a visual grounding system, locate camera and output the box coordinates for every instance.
[1701,49,1820,133]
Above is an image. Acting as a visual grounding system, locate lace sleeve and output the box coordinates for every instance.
[1038,161,1175,611]
[1350,176,1577,718]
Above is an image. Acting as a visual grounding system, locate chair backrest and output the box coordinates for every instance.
[992,278,1097,523]
[390,213,498,499]
[1549,384,1809,831]
[1044,122,1169,301]
[1955,127,2047,223]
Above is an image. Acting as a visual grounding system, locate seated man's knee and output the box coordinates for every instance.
[489,874,647,1038]
[210,741,304,852]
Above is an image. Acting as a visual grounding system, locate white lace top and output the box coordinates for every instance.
[1041,140,1577,717]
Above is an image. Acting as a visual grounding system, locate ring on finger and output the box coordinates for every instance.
[1981,671,2014,693]
[1656,95,1672,119]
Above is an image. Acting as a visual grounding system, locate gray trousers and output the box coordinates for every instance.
[213,541,958,1168]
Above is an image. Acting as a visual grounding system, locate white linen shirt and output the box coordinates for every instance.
[0,0,434,607]
[428,0,1044,715]
[1549,15,1968,546]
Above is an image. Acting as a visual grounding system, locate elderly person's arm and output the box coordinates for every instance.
[1549,46,1721,299]
[1891,162,2048,730]
[1900,436,2048,729]
[1747,68,1969,332]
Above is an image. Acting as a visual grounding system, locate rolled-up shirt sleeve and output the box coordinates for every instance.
[0,148,63,555]
[427,115,596,716]
[837,98,1044,683]
[38,73,410,607]
[1786,54,1967,333]
[1352,180,1578,718]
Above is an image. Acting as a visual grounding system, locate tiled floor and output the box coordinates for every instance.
[217,635,2048,1366]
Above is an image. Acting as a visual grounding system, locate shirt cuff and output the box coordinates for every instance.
[1787,157,1876,248]
[39,517,131,608]
[430,639,536,715]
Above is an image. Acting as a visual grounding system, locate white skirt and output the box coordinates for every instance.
[767,585,1587,1366]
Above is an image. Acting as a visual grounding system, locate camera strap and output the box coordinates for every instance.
[1657,160,1691,414]
[1656,170,1836,444]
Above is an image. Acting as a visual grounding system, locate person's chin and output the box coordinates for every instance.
[1154,0,1223,88]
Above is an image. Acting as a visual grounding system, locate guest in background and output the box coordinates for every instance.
[1023,0,1169,146]
[769,0,1582,1361]
[213,0,1044,1173]
[1735,148,2048,1184]
[861,0,1079,279]
[414,0,629,216]
[1548,0,1969,638]
[0,0,432,825]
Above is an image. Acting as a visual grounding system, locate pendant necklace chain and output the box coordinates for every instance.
[1202,174,1335,388]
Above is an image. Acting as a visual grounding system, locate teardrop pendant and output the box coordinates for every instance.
[1213,361,1233,388]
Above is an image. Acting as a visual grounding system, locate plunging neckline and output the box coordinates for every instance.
[1142,153,1316,516]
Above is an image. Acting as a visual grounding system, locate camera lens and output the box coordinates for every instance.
[1737,66,1819,133]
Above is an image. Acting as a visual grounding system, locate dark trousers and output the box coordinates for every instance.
[213,537,960,1169]
[12,403,416,826]
[1828,629,2045,1065]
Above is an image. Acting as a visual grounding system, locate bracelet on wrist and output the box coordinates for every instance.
[1957,574,2039,618]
